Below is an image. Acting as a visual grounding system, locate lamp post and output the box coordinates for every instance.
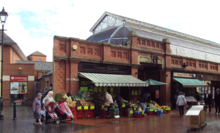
[0,7,8,120]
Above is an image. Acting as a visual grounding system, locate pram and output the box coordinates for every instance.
[57,102,74,123]
[44,102,59,124]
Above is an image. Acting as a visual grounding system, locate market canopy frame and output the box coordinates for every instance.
[79,72,149,87]
[173,78,208,87]
[144,79,167,86]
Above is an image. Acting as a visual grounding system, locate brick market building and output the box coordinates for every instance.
[0,32,52,106]
[53,12,220,108]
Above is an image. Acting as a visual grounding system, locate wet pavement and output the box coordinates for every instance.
[1,106,220,133]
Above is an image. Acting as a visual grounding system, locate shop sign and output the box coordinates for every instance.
[200,75,218,80]
[84,64,127,72]
[10,76,28,82]
[10,82,19,94]
[155,90,159,98]
[173,72,196,78]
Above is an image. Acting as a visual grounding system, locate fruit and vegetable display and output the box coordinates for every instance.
[66,99,76,107]
[55,93,63,102]
[57,97,66,104]
[79,99,89,106]
[63,94,72,101]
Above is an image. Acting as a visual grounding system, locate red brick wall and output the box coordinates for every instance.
[28,55,46,62]
[2,45,35,106]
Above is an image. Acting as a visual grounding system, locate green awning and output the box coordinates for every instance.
[79,72,149,87]
[144,79,167,86]
[173,78,208,87]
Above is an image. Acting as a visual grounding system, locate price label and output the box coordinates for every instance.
[102,105,104,108]
[150,109,153,112]
[166,108,170,110]
[130,110,133,114]
[90,106,95,109]
[142,111,144,114]
[77,106,82,110]
[155,109,157,112]
[122,104,125,107]
[84,106,88,110]
[113,105,115,108]
[134,108,136,110]
[161,110,163,113]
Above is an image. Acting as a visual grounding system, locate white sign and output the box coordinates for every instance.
[173,72,196,78]
[10,82,19,94]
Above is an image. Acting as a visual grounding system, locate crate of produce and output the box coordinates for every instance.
[146,111,154,115]
[133,112,145,118]
[101,109,108,115]
[85,110,95,118]
[145,108,154,112]
[100,113,108,118]
[127,108,133,117]
[156,110,164,116]
[77,111,84,119]
[134,111,142,114]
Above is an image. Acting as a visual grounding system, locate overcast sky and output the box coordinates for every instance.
[2,0,220,61]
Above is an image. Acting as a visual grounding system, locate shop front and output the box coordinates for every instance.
[171,72,208,109]
[10,76,28,106]
[78,62,148,102]
[197,74,220,107]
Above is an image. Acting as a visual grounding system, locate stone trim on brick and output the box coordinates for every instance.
[3,75,10,81]
[28,76,35,81]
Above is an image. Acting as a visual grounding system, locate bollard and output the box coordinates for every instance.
[13,101,16,120]
[0,98,3,120]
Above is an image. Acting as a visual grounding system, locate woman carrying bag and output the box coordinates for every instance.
[176,92,187,117]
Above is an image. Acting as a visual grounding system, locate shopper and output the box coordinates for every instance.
[32,93,43,125]
[214,88,220,114]
[176,92,186,117]
[204,90,212,113]
[104,92,113,118]
[195,91,201,103]
[43,91,55,106]
[114,93,123,116]
[88,90,100,118]
[140,92,148,115]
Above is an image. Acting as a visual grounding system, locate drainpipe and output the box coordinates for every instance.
[69,38,71,93]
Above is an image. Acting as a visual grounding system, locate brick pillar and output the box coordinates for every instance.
[69,60,80,96]
[160,70,171,106]
[131,66,138,78]
[162,38,171,54]
[102,44,110,62]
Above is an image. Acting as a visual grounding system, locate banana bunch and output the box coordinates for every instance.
[79,99,89,106]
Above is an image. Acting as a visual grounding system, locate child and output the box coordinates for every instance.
[47,106,57,120]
